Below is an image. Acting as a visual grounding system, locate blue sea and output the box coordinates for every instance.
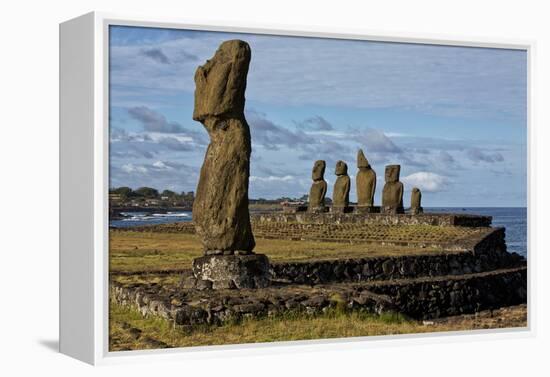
[111,211,193,228]
[110,207,527,257]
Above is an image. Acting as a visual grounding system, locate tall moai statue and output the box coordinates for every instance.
[332,160,351,212]
[308,160,328,213]
[410,187,423,215]
[191,40,269,289]
[382,164,404,214]
[356,149,376,212]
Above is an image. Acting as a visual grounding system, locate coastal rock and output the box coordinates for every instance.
[382,165,404,214]
[308,160,328,212]
[332,160,350,210]
[356,149,376,208]
[192,40,255,254]
[411,187,423,215]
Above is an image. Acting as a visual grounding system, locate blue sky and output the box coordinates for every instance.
[109,25,527,207]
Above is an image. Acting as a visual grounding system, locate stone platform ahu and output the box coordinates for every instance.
[190,40,269,289]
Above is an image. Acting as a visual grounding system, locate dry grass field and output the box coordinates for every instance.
[109,228,456,274]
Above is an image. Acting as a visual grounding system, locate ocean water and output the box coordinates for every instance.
[110,211,192,228]
[110,207,527,257]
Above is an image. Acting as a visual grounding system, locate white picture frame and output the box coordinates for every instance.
[59,11,535,365]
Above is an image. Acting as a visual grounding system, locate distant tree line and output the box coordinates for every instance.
[249,194,316,204]
[109,186,195,205]
[110,187,322,206]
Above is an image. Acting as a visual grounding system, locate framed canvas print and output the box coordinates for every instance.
[60,12,532,365]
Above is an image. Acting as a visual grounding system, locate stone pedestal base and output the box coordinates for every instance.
[355,205,380,214]
[282,205,308,213]
[192,254,270,289]
[331,206,353,213]
[308,205,328,213]
[382,206,405,214]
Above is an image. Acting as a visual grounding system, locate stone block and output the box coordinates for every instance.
[192,254,270,289]
[282,205,308,213]
[331,206,353,213]
[307,206,328,213]
[355,206,381,214]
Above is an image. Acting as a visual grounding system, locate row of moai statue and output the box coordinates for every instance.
[308,149,423,215]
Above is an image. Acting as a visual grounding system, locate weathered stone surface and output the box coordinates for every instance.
[181,275,197,289]
[174,306,208,325]
[270,232,525,284]
[308,160,328,212]
[192,39,255,254]
[382,165,404,214]
[252,212,492,227]
[368,267,527,320]
[356,149,376,208]
[195,279,213,291]
[193,40,250,121]
[332,160,350,209]
[112,265,526,325]
[411,187,423,215]
[192,254,270,289]
[355,206,381,214]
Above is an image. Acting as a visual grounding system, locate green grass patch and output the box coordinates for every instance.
[109,301,456,351]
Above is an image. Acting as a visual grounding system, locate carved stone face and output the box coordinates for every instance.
[312,160,326,181]
[335,160,348,176]
[385,165,400,183]
[193,40,251,121]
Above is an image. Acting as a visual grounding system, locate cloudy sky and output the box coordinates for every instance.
[109,25,527,207]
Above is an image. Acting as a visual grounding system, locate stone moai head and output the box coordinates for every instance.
[411,187,422,213]
[312,160,326,181]
[385,165,401,183]
[357,149,370,169]
[335,160,348,176]
[193,40,251,122]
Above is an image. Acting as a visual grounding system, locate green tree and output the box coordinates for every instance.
[110,186,133,199]
[181,191,195,201]
[161,189,177,198]
[134,187,159,198]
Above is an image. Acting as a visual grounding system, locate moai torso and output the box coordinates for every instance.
[192,40,255,254]
[356,149,376,207]
[382,165,404,214]
[332,161,350,208]
[410,187,423,214]
[308,160,327,211]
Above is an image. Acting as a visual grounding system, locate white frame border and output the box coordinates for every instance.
[68,11,536,365]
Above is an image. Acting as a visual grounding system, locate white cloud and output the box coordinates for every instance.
[111,129,193,144]
[250,175,294,182]
[110,29,526,119]
[354,128,402,154]
[402,172,448,192]
[121,163,148,174]
[304,130,347,137]
[385,132,409,138]
[152,160,173,170]
[466,148,505,163]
